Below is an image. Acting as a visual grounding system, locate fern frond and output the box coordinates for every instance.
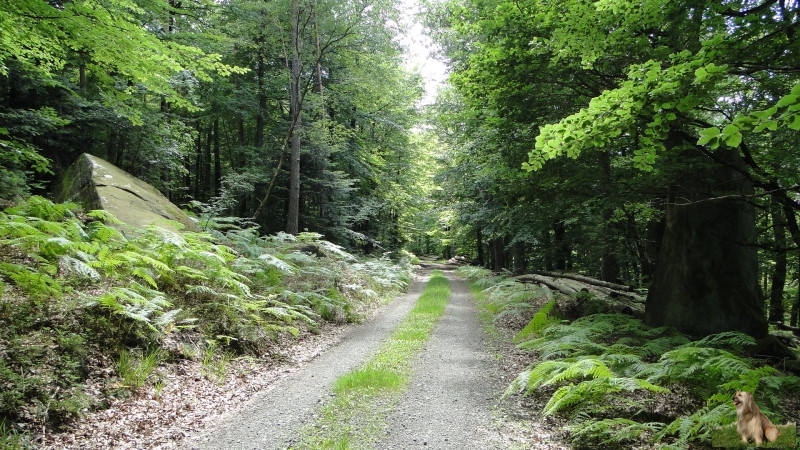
[186,284,216,296]
[176,265,210,281]
[131,267,158,288]
[513,300,558,343]
[548,358,614,385]
[609,377,669,394]
[258,253,296,274]
[690,331,756,350]
[571,418,664,448]
[656,403,735,445]
[58,255,100,280]
[543,379,617,416]
[86,209,125,225]
[503,360,572,398]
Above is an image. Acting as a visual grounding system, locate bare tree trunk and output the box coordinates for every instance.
[286,0,302,235]
[203,122,212,201]
[476,228,484,267]
[599,150,621,283]
[513,241,526,275]
[768,198,787,323]
[553,221,569,271]
[791,257,799,327]
[214,119,222,198]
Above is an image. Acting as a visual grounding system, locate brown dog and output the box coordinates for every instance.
[733,391,780,445]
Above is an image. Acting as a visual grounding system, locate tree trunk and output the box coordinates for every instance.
[599,149,621,283]
[769,198,787,323]
[286,0,302,235]
[553,221,569,271]
[791,263,799,327]
[492,237,506,271]
[645,146,767,338]
[203,122,212,201]
[213,119,222,197]
[513,241,526,275]
[476,228,485,267]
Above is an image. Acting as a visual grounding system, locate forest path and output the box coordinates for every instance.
[182,268,525,449]
[182,275,428,449]
[376,270,507,448]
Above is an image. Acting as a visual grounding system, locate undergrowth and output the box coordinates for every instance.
[458,266,800,449]
[0,197,412,444]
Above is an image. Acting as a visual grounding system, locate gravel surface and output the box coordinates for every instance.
[181,274,429,449]
[377,271,508,449]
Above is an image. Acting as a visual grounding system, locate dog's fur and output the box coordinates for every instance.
[733,391,780,445]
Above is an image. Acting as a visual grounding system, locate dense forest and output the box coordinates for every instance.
[425,0,800,336]
[2,0,800,447]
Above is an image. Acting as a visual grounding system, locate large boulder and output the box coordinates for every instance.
[56,153,200,232]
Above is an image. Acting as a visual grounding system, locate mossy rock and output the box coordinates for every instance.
[56,153,199,232]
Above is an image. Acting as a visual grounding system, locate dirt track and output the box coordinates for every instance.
[182,268,523,449]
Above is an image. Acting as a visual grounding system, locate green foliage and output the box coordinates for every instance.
[513,300,559,343]
[0,197,414,440]
[466,267,800,448]
[117,348,164,389]
[572,417,664,449]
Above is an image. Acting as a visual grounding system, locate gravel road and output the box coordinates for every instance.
[377,271,508,449]
[182,268,510,449]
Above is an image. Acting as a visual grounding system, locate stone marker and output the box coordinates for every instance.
[57,153,200,232]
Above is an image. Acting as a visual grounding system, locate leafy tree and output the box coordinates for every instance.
[427,0,800,336]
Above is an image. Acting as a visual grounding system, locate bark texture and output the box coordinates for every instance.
[645,148,767,338]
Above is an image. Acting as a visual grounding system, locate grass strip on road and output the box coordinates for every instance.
[291,270,450,449]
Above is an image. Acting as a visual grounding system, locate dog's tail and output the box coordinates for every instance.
[765,424,780,442]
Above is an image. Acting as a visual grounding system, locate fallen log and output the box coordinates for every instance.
[515,274,578,296]
[534,270,635,292]
[770,321,800,337]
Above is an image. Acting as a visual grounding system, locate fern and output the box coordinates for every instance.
[690,331,756,351]
[258,253,296,274]
[90,282,181,334]
[571,418,664,449]
[503,360,571,397]
[514,300,558,343]
[57,255,100,280]
[646,346,751,397]
[656,403,735,445]
[0,262,63,301]
[549,358,615,384]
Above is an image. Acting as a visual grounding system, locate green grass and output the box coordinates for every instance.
[117,348,164,389]
[712,423,796,448]
[292,270,451,449]
[333,368,404,393]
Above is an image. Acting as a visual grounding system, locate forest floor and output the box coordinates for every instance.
[43,266,566,449]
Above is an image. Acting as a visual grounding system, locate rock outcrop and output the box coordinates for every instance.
[57,153,200,232]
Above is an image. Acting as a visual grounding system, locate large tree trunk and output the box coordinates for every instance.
[491,236,506,271]
[513,241,526,275]
[645,147,767,338]
[213,119,222,197]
